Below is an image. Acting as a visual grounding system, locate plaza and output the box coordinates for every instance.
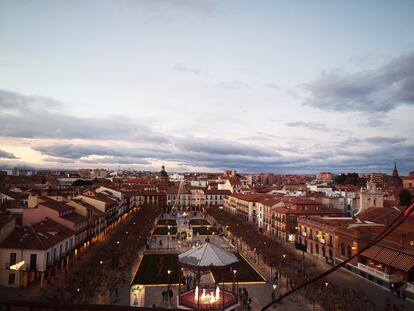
[128,210,316,310]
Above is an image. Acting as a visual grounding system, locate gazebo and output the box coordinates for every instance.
[177,243,239,310]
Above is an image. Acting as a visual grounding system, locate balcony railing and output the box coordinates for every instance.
[357,263,403,282]
[406,282,414,294]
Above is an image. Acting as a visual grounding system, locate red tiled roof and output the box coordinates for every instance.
[283,197,321,205]
[40,198,73,213]
[60,213,87,224]
[0,219,74,250]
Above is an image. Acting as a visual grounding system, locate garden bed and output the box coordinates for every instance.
[132,254,180,285]
[152,226,178,235]
[156,219,177,226]
[189,218,210,226]
[192,226,219,236]
[211,253,266,283]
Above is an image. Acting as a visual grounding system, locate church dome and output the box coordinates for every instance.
[160,164,168,177]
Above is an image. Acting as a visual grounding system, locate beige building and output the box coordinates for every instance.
[402,171,414,189]
[357,181,384,215]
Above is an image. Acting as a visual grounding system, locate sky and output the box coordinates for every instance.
[0,0,414,174]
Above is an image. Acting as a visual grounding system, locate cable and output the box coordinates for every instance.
[261,202,414,310]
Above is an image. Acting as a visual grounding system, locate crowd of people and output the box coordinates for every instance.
[207,207,376,311]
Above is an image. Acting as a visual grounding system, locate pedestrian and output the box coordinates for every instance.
[162,290,166,303]
[238,288,242,301]
[247,297,252,310]
[169,288,173,302]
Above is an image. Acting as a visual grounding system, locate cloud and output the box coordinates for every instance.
[364,136,406,144]
[285,121,349,134]
[121,0,217,16]
[79,156,151,165]
[34,144,169,160]
[174,137,279,157]
[172,63,203,75]
[0,89,169,143]
[0,149,18,159]
[216,81,250,90]
[303,52,414,112]
[264,83,280,90]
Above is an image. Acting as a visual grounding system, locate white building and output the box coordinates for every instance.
[0,219,75,288]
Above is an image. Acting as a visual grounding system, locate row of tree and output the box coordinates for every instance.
[206,207,376,311]
[40,204,161,304]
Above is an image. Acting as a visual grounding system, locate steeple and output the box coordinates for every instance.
[392,160,399,177]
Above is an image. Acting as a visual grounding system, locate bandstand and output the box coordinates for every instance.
[177,243,239,310]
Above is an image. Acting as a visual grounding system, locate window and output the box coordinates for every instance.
[29,254,37,270]
[341,243,345,256]
[347,245,352,258]
[9,253,17,265]
[8,273,15,285]
[316,244,319,254]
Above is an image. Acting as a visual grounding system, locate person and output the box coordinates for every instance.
[247,297,252,310]
[162,290,166,303]
[168,288,173,303]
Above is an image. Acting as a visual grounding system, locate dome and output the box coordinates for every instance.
[160,164,168,177]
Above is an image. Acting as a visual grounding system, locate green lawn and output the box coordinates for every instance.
[211,253,266,283]
[132,254,181,285]
[156,219,177,226]
[152,226,178,235]
[193,226,219,236]
[189,218,210,226]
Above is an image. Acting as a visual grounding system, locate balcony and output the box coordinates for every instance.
[357,263,403,283]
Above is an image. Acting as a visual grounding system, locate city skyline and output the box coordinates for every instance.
[1,0,414,173]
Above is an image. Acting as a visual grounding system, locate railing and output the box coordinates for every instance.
[405,282,414,293]
[357,263,402,282]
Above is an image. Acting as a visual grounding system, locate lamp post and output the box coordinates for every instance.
[167,232,170,249]
[167,269,171,294]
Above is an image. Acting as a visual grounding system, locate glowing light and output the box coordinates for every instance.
[100,260,103,265]
[195,286,199,300]
[9,261,24,271]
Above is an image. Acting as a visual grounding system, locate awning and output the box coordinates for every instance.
[390,253,414,272]
[375,248,400,265]
[361,245,414,273]
[361,245,383,259]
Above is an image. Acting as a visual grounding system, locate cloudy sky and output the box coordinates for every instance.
[1,0,414,174]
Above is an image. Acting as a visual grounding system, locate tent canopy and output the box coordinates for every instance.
[178,242,239,270]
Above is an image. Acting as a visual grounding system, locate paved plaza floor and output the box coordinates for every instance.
[120,211,317,310]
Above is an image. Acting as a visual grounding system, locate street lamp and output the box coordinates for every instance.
[168,232,170,249]
[167,269,171,296]
[233,269,238,296]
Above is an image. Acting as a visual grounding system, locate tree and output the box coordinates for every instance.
[399,189,412,206]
